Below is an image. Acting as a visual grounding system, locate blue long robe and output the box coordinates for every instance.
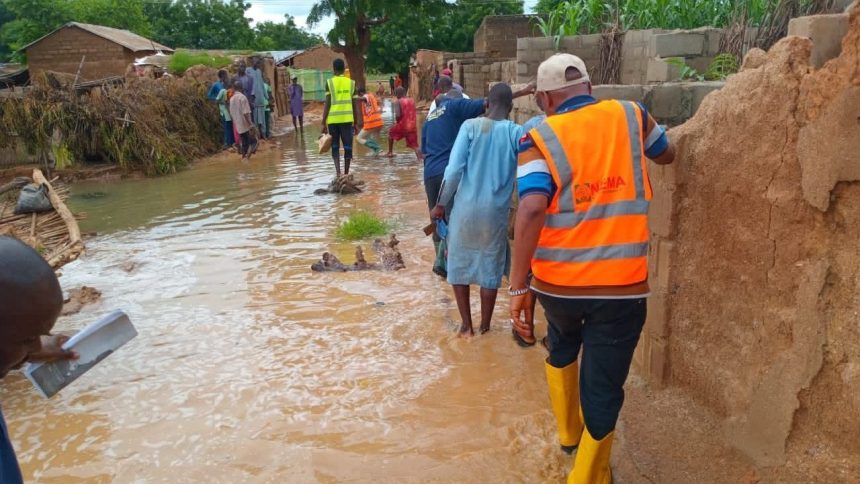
[438,118,524,288]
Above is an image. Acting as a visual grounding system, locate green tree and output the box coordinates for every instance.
[0,0,151,62]
[366,0,524,77]
[253,15,322,51]
[308,0,426,86]
[436,0,524,53]
[0,2,12,61]
[365,0,448,76]
[145,0,255,50]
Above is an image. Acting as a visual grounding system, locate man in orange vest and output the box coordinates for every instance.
[509,54,675,483]
[356,86,384,156]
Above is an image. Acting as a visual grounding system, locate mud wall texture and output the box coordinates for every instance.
[26,27,147,81]
[649,7,860,468]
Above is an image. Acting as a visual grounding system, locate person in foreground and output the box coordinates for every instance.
[430,84,522,337]
[386,87,421,160]
[509,54,675,483]
[0,236,77,483]
[321,58,361,177]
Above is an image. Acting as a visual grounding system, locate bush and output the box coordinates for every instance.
[336,212,391,240]
[168,51,232,75]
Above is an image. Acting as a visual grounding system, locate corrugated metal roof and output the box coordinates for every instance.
[21,22,174,53]
[269,50,303,65]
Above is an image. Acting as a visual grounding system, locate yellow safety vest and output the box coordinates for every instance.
[327,75,355,125]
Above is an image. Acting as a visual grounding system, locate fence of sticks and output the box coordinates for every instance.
[0,72,222,175]
[0,169,84,269]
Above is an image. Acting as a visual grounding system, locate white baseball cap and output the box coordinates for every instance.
[536,53,591,92]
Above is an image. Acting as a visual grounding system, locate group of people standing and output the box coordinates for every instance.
[423,53,676,483]
[208,58,275,159]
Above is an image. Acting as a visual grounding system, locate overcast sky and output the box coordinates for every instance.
[246,0,540,35]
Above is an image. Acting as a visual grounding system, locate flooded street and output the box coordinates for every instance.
[0,122,569,482]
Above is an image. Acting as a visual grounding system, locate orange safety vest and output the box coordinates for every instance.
[529,100,652,288]
[362,93,384,130]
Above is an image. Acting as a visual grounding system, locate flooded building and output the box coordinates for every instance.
[22,22,173,81]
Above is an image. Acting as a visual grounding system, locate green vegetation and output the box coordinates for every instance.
[665,54,743,81]
[0,0,321,63]
[336,212,391,240]
[535,0,834,37]
[167,51,232,75]
[305,0,523,83]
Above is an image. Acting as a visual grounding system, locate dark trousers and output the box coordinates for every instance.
[265,111,272,138]
[328,122,353,162]
[222,118,235,146]
[538,294,646,440]
[423,174,454,244]
[238,130,253,156]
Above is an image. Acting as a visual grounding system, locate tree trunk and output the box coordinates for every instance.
[343,49,367,88]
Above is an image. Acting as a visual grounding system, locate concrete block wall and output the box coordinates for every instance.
[621,29,665,84]
[511,81,724,128]
[788,13,850,68]
[516,35,602,83]
[474,15,541,59]
[516,26,760,85]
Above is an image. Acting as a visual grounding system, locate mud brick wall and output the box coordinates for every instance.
[474,15,540,59]
[291,45,341,72]
[26,27,145,81]
[643,10,859,467]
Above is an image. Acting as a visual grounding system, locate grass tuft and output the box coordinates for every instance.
[336,212,390,240]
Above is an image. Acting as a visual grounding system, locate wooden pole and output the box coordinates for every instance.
[32,169,83,267]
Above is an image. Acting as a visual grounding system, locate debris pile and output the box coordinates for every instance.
[311,235,405,272]
[0,72,221,175]
[0,169,83,268]
[314,174,365,195]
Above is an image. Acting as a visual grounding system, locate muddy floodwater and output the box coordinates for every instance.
[0,121,571,482]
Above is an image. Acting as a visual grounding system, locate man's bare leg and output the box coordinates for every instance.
[292,116,297,130]
[299,116,304,131]
[453,284,474,337]
[479,287,498,334]
[386,137,395,158]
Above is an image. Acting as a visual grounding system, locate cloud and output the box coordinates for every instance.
[245,1,335,35]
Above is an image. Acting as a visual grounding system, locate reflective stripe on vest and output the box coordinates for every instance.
[327,76,355,124]
[530,100,651,288]
[363,93,384,129]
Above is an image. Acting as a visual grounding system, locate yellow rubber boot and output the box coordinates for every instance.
[568,427,614,484]
[544,361,583,453]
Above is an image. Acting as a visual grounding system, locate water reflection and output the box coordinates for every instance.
[0,121,564,482]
